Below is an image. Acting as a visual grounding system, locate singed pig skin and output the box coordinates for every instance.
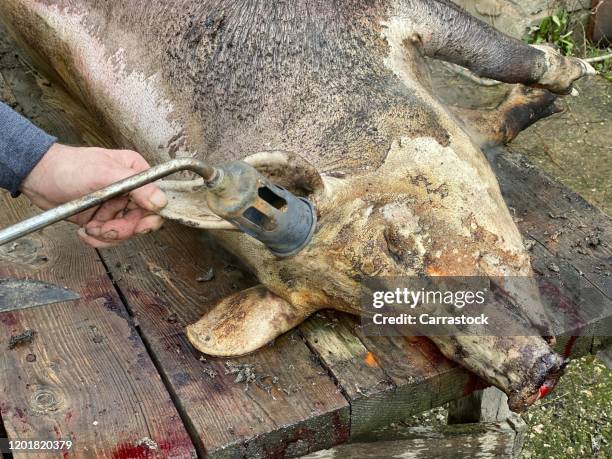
[0,0,592,410]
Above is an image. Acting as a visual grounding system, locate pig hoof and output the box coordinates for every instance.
[580,59,598,76]
[507,353,566,411]
[531,44,596,95]
[487,85,563,145]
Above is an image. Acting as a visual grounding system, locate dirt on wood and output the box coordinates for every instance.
[8,329,35,350]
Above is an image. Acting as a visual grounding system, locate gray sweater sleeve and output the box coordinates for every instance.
[0,102,57,197]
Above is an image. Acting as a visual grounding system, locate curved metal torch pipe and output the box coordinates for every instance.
[0,158,219,246]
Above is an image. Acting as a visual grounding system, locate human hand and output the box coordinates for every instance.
[20,143,167,248]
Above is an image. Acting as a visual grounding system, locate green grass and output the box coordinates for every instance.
[521,356,611,458]
[585,46,612,83]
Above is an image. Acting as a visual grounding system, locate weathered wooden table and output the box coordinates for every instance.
[1,23,610,458]
[1,148,609,458]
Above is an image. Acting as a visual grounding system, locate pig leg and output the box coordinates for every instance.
[397,0,595,94]
[451,86,563,148]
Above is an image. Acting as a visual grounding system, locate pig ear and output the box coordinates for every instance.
[157,180,236,230]
[242,151,325,197]
[186,285,313,356]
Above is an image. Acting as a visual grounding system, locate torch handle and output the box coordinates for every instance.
[0,158,218,246]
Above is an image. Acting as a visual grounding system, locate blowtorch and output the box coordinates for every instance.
[0,158,317,257]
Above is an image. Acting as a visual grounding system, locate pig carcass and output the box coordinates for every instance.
[0,0,594,411]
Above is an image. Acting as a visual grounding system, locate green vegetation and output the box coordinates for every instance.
[585,45,612,83]
[521,356,611,458]
[396,356,611,458]
[526,9,575,56]
[525,9,612,82]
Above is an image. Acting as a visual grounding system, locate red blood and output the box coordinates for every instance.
[0,312,18,326]
[539,385,551,399]
[111,443,149,459]
[563,335,578,358]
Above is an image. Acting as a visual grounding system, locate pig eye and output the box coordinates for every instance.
[383,227,405,263]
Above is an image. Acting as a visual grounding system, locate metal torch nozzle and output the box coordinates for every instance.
[0,158,316,258]
[205,161,317,257]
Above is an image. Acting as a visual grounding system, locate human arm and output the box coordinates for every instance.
[0,102,167,247]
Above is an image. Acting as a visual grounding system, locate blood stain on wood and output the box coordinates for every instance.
[564,335,579,358]
[111,443,152,459]
[111,438,185,459]
[0,312,18,327]
[13,406,27,424]
[331,411,350,443]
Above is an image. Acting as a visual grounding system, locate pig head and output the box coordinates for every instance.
[188,135,562,411]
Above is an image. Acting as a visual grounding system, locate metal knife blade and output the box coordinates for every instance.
[0,278,80,312]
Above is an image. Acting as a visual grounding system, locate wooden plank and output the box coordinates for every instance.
[300,313,397,439]
[303,313,481,438]
[99,224,350,458]
[447,387,511,424]
[358,333,483,434]
[302,414,527,459]
[0,193,196,458]
[492,150,611,299]
[493,149,611,353]
[529,242,597,358]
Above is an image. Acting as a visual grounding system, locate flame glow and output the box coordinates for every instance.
[364,351,379,368]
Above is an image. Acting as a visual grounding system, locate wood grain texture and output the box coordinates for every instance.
[493,150,611,343]
[302,415,527,459]
[0,193,196,459]
[302,311,477,438]
[493,150,610,294]
[447,387,511,425]
[99,225,349,458]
